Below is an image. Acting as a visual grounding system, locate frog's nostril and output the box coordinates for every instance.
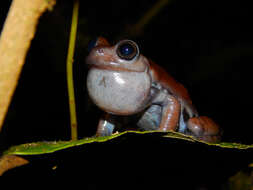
[97,48,104,54]
[87,38,98,52]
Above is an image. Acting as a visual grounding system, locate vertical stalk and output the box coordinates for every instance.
[66,0,79,140]
[129,0,170,36]
[0,0,56,132]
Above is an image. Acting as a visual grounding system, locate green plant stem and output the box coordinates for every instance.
[66,0,79,140]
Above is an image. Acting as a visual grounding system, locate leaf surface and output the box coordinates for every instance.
[4,131,253,156]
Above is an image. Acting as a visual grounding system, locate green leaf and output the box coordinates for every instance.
[4,130,253,156]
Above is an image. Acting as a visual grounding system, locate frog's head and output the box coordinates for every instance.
[86,37,152,115]
[86,37,149,72]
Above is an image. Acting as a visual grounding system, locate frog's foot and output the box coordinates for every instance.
[186,116,221,143]
[96,113,115,136]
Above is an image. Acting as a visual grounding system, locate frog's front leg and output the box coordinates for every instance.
[96,113,116,136]
[152,90,181,132]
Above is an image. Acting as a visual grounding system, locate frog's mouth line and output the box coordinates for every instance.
[87,64,145,73]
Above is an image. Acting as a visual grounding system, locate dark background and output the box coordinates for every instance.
[0,0,252,188]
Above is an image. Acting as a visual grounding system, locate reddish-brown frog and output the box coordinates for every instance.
[86,37,221,142]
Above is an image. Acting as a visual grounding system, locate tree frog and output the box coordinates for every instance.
[86,37,221,142]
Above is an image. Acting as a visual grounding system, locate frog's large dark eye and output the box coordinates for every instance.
[116,40,139,61]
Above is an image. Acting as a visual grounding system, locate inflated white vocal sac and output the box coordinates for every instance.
[87,68,151,115]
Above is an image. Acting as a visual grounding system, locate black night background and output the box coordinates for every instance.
[0,0,252,189]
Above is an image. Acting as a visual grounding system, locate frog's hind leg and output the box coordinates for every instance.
[137,104,162,131]
[158,95,181,132]
[186,116,221,142]
[178,106,188,133]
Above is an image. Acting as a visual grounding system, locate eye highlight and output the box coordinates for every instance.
[116,40,139,61]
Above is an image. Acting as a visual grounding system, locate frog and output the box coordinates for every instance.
[86,37,221,142]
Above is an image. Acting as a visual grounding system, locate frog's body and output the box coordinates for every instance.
[86,37,221,142]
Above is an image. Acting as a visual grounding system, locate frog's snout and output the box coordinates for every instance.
[87,37,110,52]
